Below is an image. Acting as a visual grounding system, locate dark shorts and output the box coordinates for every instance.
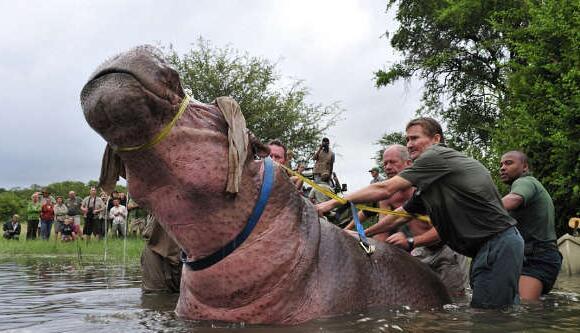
[470,226,524,308]
[522,246,562,294]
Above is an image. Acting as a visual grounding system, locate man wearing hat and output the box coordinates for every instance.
[40,188,55,205]
[368,167,384,184]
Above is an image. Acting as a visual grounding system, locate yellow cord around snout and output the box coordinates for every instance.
[114,95,191,152]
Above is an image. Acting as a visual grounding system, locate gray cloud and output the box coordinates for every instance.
[0,0,421,191]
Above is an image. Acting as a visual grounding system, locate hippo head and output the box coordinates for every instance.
[80,45,273,259]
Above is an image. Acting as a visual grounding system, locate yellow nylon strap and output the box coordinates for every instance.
[280,164,431,225]
[115,95,191,152]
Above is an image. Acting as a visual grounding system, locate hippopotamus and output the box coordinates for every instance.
[80,45,450,325]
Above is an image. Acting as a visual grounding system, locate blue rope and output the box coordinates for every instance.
[350,201,373,254]
[181,157,275,271]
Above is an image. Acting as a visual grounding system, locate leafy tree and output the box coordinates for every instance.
[493,0,580,235]
[376,0,527,153]
[0,192,25,221]
[164,39,342,162]
[376,0,579,235]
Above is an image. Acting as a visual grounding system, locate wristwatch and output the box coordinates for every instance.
[406,236,415,250]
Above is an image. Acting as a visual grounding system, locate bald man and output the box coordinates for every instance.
[344,145,414,233]
[500,150,562,301]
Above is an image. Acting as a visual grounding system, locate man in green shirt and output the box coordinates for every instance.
[317,117,524,308]
[500,151,562,301]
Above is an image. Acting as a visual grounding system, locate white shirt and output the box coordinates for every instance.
[109,205,128,225]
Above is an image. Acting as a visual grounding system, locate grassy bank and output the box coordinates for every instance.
[0,221,147,263]
[0,237,146,264]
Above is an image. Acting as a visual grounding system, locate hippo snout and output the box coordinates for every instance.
[80,45,185,148]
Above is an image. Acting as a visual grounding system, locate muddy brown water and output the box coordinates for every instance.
[1,256,579,333]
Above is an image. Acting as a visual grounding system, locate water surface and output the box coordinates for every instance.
[1,256,579,332]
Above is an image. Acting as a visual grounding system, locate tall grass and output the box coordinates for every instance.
[0,220,148,264]
[0,237,145,264]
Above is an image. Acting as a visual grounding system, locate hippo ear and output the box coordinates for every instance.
[249,132,269,159]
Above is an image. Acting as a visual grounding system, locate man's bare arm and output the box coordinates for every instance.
[386,225,440,250]
[502,193,524,211]
[413,227,440,247]
[316,176,412,216]
[344,211,367,230]
[365,208,411,237]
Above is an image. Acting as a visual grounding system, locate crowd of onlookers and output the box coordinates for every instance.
[3,187,149,242]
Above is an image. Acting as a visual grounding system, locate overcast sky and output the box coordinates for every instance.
[0,0,422,192]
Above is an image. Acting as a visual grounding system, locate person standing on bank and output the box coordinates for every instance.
[317,117,524,309]
[40,198,55,240]
[53,196,68,239]
[500,151,562,301]
[26,192,42,240]
[66,191,83,237]
[109,198,128,238]
[81,187,106,240]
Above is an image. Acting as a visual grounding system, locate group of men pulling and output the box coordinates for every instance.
[314,117,561,308]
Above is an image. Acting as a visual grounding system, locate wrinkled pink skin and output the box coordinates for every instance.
[80,46,450,325]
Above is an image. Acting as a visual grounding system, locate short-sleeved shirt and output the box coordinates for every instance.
[399,144,515,257]
[82,196,106,219]
[66,197,82,216]
[313,149,335,175]
[508,175,556,244]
